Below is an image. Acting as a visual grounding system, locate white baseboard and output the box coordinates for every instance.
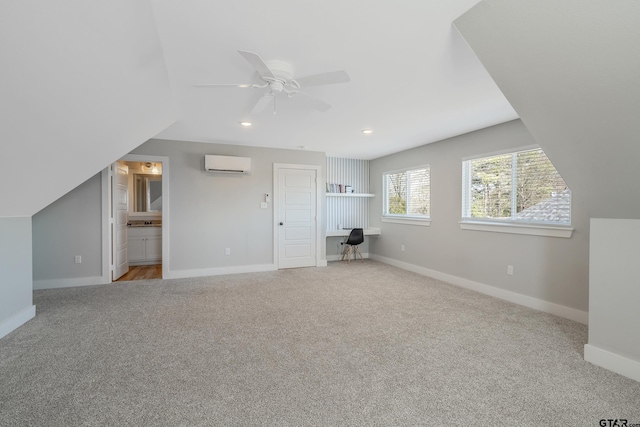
[326,253,370,262]
[165,263,277,280]
[35,261,323,289]
[33,276,107,290]
[370,255,588,325]
[584,344,640,383]
[0,305,36,340]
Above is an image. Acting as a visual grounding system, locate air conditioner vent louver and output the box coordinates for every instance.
[204,155,251,174]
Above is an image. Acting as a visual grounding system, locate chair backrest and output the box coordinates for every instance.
[346,228,364,245]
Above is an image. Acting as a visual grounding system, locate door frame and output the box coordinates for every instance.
[273,163,325,269]
[112,160,130,280]
[102,154,170,282]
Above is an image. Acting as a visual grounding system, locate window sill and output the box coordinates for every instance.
[382,217,431,227]
[459,220,573,238]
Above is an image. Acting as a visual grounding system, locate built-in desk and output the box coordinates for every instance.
[326,227,381,237]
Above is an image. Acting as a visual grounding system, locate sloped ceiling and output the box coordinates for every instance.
[455,0,640,219]
[0,1,176,217]
[150,0,517,159]
[0,1,522,218]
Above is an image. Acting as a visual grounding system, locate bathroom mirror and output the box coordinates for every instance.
[133,174,162,213]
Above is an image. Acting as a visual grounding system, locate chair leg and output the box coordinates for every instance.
[341,245,363,264]
[356,245,363,262]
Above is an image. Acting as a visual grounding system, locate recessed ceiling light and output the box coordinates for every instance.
[239,121,253,127]
[362,129,373,135]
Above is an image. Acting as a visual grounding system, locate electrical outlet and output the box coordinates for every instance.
[74,255,82,264]
[260,202,268,208]
[225,248,231,255]
[401,244,405,252]
[507,265,514,276]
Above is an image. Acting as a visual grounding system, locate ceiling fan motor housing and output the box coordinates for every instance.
[264,60,293,81]
[264,60,298,93]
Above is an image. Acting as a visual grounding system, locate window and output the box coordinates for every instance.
[383,166,430,224]
[462,148,571,231]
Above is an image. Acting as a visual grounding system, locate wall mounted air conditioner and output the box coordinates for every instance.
[204,155,251,174]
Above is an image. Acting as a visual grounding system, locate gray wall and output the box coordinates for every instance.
[32,173,103,284]
[0,218,34,338]
[131,139,326,274]
[32,140,327,285]
[369,120,590,312]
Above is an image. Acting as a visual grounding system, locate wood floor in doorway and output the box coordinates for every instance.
[116,265,162,281]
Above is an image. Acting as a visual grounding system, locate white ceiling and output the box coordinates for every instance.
[151,0,518,160]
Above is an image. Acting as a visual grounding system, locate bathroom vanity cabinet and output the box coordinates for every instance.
[128,226,162,265]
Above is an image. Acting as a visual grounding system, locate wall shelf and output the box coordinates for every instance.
[326,193,375,198]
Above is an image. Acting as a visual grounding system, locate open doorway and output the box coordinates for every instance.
[116,160,162,281]
[103,154,169,283]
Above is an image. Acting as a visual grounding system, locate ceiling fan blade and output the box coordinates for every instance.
[251,94,274,114]
[194,83,253,88]
[294,70,350,87]
[297,91,332,112]
[238,50,276,81]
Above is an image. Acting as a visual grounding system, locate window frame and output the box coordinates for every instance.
[460,146,573,238]
[382,165,431,226]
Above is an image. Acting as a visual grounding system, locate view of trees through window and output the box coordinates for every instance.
[466,149,570,223]
[385,167,430,217]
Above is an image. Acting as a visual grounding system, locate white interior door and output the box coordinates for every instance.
[277,167,318,269]
[112,161,129,280]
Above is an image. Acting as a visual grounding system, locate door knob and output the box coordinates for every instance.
[279,222,283,226]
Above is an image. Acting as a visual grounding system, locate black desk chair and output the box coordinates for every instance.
[341,228,364,263]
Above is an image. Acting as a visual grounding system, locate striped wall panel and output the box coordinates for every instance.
[326,158,371,230]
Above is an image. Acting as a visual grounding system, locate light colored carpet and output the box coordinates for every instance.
[1,261,639,426]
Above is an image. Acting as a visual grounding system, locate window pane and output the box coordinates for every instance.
[470,153,512,219]
[387,172,407,214]
[463,148,571,225]
[407,168,430,215]
[384,166,430,218]
[515,150,570,223]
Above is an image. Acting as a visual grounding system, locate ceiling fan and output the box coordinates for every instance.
[195,50,350,114]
